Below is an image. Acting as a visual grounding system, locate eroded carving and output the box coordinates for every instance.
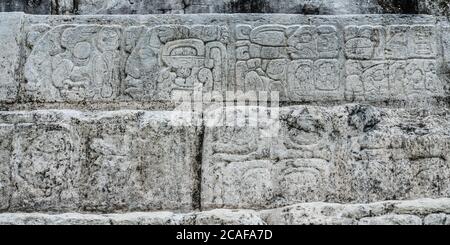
[202,107,334,208]
[10,124,81,211]
[81,112,197,211]
[124,25,229,100]
[24,25,122,102]
[235,24,341,101]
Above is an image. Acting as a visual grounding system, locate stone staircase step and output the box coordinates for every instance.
[0,198,449,225]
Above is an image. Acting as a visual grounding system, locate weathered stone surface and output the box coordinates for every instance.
[0,123,13,211]
[0,13,23,103]
[1,198,449,225]
[423,213,450,225]
[183,209,266,225]
[259,198,450,225]
[358,215,423,225]
[0,110,201,212]
[202,105,450,209]
[0,212,111,225]
[10,14,445,106]
[2,8,450,226]
[0,0,50,14]
[79,111,200,212]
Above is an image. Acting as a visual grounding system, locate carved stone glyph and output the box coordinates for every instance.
[124,25,229,100]
[201,105,450,209]
[0,110,201,212]
[24,25,123,102]
[18,15,446,105]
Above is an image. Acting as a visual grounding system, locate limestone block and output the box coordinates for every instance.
[201,105,450,209]
[9,121,82,212]
[0,110,201,212]
[259,198,450,225]
[18,14,446,105]
[260,203,356,225]
[107,212,181,225]
[423,213,450,225]
[358,215,423,225]
[0,13,23,103]
[182,209,266,225]
[1,198,450,225]
[0,124,13,211]
[0,213,111,225]
[79,111,201,212]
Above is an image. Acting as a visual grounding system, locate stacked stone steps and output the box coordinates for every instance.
[1,0,450,225]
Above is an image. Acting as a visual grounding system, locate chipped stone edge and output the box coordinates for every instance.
[1,198,450,225]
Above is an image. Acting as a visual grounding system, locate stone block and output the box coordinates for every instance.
[0,110,201,212]
[16,14,447,105]
[201,105,450,209]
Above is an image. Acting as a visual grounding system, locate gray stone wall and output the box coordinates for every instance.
[1,14,448,106]
[1,1,450,225]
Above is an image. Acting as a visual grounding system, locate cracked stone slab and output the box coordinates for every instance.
[0,110,201,212]
[0,14,445,106]
[201,105,450,209]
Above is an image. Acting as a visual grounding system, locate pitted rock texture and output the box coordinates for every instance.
[0,198,449,225]
[2,11,450,225]
[0,105,450,213]
[202,105,450,209]
[0,110,201,212]
[260,198,450,225]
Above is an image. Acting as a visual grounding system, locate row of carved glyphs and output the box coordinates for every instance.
[203,106,450,208]
[235,24,442,100]
[24,24,229,102]
[203,108,334,207]
[23,23,443,102]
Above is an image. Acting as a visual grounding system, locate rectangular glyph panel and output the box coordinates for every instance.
[0,14,445,105]
[201,105,450,209]
[0,110,201,212]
